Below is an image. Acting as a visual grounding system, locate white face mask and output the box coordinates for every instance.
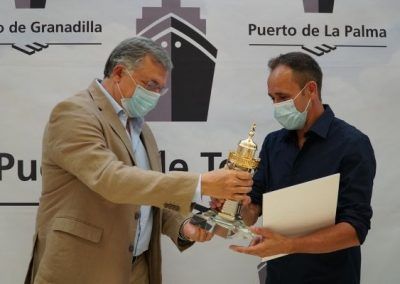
[273,84,311,130]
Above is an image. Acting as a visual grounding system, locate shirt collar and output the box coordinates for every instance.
[96,79,144,129]
[306,104,334,139]
[96,79,123,114]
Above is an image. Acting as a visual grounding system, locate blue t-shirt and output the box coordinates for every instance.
[250,105,376,284]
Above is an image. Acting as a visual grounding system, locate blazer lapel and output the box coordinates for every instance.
[141,123,161,172]
[87,80,136,165]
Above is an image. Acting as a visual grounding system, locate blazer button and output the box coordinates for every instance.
[134,212,141,220]
[128,244,134,252]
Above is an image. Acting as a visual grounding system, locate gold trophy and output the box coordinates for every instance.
[191,124,260,239]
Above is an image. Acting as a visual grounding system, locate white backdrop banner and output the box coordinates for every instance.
[0,0,399,283]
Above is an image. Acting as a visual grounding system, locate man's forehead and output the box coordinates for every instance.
[136,54,163,70]
[268,65,294,82]
[267,66,302,94]
[136,55,167,82]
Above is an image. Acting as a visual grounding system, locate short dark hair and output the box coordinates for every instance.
[268,52,323,98]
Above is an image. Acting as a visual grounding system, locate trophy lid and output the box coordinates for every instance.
[228,123,260,170]
[237,123,258,153]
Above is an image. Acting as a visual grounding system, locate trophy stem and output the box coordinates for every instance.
[219,200,241,222]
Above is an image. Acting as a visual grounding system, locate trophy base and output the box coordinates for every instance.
[190,210,255,239]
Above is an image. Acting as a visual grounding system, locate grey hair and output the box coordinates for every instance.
[103,37,173,78]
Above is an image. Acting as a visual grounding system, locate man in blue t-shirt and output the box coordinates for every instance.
[229,52,376,284]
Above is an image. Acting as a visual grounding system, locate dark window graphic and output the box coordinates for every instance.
[137,0,217,122]
[303,0,335,13]
[15,0,46,9]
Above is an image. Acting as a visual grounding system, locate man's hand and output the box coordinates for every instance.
[201,169,253,202]
[230,223,360,257]
[181,221,214,242]
[240,202,261,226]
[210,198,225,211]
[229,227,293,258]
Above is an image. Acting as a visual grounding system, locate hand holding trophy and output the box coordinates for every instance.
[191,124,260,239]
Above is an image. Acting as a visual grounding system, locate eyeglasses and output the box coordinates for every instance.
[126,71,168,95]
[140,79,169,96]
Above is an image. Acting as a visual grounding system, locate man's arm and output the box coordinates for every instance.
[161,209,193,251]
[230,222,359,257]
[47,100,252,215]
[161,209,213,252]
[290,222,359,254]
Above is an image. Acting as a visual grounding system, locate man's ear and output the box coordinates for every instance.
[112,64,125,81]
[307,81,319,100]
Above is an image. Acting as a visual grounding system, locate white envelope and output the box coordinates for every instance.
[262,173,340,261]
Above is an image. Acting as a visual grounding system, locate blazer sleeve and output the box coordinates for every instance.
[161,209,194,252]
[44,99,198,215]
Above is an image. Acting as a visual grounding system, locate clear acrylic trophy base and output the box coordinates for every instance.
[190,209,255,239]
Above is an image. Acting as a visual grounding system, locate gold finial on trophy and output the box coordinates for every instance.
[228,123,260,172]
[249,123,256,139]
[237,123,258,160]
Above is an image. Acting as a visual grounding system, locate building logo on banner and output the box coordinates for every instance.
[137,0,218,122]
[303,0,335,13]
[15,0,46,9]
[0,1,102,55]
[248,0,387,57]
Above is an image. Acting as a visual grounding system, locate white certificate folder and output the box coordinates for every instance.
[262,173,340,261]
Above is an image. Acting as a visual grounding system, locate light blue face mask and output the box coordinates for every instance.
[273,84,311,130]
[119,71,161,118]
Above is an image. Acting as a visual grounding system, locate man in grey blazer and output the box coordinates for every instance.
[25,37,253,284]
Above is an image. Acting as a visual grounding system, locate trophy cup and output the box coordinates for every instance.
[191,124,260,239]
